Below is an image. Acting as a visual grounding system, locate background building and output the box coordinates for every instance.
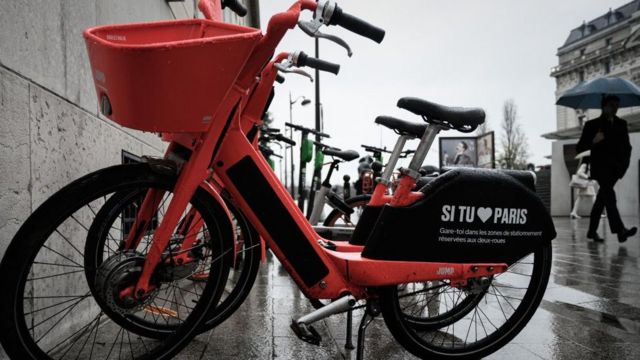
[545,0,640,217]
[0,1,258,358]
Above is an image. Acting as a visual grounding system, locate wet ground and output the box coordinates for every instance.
[182,216,640,359]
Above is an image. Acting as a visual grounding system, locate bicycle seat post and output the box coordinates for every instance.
[322,159,341,187]
[377,135,411,186]
[405,123,442,177]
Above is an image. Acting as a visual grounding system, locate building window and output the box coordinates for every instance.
[580,48,586,57]
[606,37,612,47]
[604,60,611,74]
[579,70,585,82]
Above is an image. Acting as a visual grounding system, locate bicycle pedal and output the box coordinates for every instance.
[290,320,322,345]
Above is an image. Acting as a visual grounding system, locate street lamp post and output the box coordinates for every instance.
[288,92,311,197]
[308,38,324,216]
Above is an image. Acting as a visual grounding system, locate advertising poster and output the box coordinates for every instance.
[477,131,495,169]
[439,138,478,168]
[439,131,495,169]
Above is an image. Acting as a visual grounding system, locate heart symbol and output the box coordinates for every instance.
[477,207,492,223]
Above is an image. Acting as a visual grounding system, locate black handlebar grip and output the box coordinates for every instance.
[329,6,385,43]
[312,130,331,138]
[222,0,247,17]
[297,52,340,75]
[275,74,285,84]
[285,122,330,138]
[274,134,296,146]
[259,144,274,156]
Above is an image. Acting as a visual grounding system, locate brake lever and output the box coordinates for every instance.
[274,62,314,82]
[298,21,353,57]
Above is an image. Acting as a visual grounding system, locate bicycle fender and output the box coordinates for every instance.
[361,168,556,265]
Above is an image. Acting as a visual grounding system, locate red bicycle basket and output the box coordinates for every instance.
[84,19,262,133]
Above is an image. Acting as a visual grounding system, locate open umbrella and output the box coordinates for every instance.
[556,77,640,109]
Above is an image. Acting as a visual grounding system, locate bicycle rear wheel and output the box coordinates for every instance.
[396,279,487,331]
[0,163,232,359]
[380,243,552,359]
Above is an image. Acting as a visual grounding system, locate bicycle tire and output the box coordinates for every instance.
[322,194,371,227]
[398,281,487,332]
[379,243,552,359]
[199,197,261,331]
[0,163,231,360]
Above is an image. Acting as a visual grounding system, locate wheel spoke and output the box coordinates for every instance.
[54,229,84,258]
[48,311,101,357]
[34,292,90,344]
[27,269,84,282]
[42,245,83,267]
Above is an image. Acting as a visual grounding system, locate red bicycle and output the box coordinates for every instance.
[0,1,556,359]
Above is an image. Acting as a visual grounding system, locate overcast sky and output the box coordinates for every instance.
[258,0,630,179]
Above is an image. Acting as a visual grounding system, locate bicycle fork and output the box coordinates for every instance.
[128,126,229,298]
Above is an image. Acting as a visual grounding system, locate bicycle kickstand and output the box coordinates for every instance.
[356,301,380,360]
[345,307,355,350]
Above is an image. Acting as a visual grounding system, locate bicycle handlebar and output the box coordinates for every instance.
[222,0,247,17]
[399,149,416,158]
[297,52,340,75]
[285,122,330,138]
[272,133,297,146]
[328,4,385,44]
[259,144,282,158]
[361,144,391,154]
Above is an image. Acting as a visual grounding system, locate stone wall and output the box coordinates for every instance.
[0,1,254,358]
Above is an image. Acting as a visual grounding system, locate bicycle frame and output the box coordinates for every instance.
[125,0,508,302]
[308,155,360,226]
[308,159,340,225]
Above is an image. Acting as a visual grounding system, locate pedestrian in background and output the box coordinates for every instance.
[576,95,637,243]
[569,157,595,219]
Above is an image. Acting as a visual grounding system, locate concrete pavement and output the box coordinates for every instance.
[180,216,640,359]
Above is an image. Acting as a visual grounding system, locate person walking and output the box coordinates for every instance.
[576,95,636,243]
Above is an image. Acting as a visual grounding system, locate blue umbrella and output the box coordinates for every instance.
[556,77,640,109]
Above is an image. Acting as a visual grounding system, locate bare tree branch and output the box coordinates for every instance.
[498,99,529,169]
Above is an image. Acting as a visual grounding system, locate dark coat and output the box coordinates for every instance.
[576,116,632,181]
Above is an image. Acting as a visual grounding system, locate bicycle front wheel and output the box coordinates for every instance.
[0,163,232,360]
[85,187,262,335]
